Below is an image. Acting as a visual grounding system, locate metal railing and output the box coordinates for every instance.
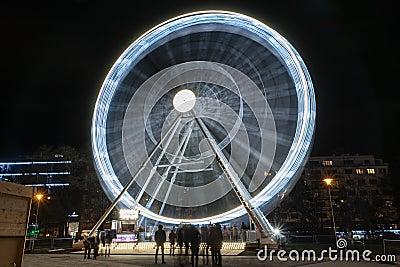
[26,237,73,251]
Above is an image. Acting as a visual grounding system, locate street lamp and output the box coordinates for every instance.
[323,177,337,246]
[35,193,44,231]
[32,193,44,250]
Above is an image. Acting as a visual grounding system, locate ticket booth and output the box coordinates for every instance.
[112,208,139,242]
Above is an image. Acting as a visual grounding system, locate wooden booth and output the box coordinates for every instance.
[0,180,34,267]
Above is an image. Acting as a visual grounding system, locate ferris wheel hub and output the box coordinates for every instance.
[173,89,196,112]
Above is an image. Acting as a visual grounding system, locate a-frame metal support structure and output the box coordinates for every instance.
[89,113,277,245]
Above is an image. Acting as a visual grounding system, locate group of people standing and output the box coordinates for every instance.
[83,230,112,260]
[231,222,248,242]
[82,222,247,265]
[203,223,223,266]
[83,234,98,259]
[155,223,223,266]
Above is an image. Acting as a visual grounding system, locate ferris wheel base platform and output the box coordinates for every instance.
[72,241,256,255]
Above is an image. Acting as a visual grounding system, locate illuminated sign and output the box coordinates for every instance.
[119,209,139,220]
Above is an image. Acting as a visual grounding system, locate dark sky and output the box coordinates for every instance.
[1,1,399,167]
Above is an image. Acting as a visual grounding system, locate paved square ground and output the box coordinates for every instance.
[21,253,399,267]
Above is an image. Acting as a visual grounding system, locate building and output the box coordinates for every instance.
[0,151,111,238]
[0,159,71,188]
[0,158,74,237]
[273,154,398,233]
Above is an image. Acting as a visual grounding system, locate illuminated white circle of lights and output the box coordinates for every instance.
[173,89,196,112]
[91,10,316,225]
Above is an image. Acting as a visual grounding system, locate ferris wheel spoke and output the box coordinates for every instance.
[157,120,195,216]
[142,120,195,212]
[133,115,182,206]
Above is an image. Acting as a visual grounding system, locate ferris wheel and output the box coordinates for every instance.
[91,11,316,231]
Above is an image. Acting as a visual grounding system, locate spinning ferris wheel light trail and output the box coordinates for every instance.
[90,10,316,239]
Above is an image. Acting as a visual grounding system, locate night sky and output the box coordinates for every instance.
[1,1,399,168]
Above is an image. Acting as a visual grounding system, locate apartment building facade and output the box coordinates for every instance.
[272,154,398,232]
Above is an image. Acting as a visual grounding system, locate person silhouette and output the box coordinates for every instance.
[189,225,201,267]
[223,225,228,241]
[200,225,210,265]
[92,233,99,259]
[169,228,177,256]
[241,222,247,242]
[83,235,91,259]
[232,224,238,242]
[155,224,167,264]
[104,230,112,256]
[183,225,191,256]
[177,225,184,254]
[209,223,223,266]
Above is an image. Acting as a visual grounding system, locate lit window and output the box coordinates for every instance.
[322,160,332,166]
[356,168,364,175]
[264,171,272,177]
[367,168,375,175]
[385,201,393,207]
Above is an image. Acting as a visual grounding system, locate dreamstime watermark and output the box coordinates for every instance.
[257,238,396,263]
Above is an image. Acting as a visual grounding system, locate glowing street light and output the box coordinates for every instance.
[34,194,44,235]
[323,178,333,186]
[30,192,45,250]
[35,193,44,201]
[323,176,337,246]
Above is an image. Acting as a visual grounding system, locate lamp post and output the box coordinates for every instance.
[323,177,337,246]
[35,193,44,233]
[32,193,43,250]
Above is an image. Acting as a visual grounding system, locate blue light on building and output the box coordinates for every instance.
[0,160,71,187]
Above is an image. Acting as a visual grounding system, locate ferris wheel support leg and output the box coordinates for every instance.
[88,115,182,236]
[193,114,276,240]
